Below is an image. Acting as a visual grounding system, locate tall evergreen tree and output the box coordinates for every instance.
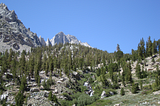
[20,51,26,76]
[138,38,145,59]
[136,63,141,79]
[147,36,152,56]
[29,56,34,78]
[152,39,157,55]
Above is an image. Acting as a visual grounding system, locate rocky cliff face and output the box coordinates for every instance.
[39,36,46,46]
[0,3,42,52]
[46,38,52,46]
[50,32,91,47]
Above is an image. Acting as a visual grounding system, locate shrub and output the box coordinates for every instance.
[77,93,99,106]
[15,92,24,106]
[42,79,50,90]
[131,83,139,94]
[120,88,125,96]
[48,91,58,103]
[62,93,72,101]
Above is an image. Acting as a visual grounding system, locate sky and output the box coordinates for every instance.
[1,0,160,53]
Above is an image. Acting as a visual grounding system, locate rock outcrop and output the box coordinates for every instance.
[39,36,46,46]
[0,3,42,52]
[50,31,91,47]
[46,38,52,46]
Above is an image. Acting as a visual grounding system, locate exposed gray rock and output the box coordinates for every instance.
[50,31,91,47]
[39,36,46,46]
[46,38,52,46]
[101,91,106,99]
[1,91,9,100]
[114,104,121,106]
[0,3,42,52]
[30,88,40,92]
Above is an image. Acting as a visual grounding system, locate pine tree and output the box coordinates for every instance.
[20,75,27,93]
[152,39,157,55]
[45,59,49,76]
[42,54,47,71]
[146,41,149,57]
[20,51,26,76]
[140,80,143,90]
[147,36,152,56]
[1,53,8,74]
[34,64,40,83]
[120,88,125,96]
[11,56,17,81]
[49,58,54,73]
[138,38,145,59]
[15,91,24,106]
[157,65,160,75]
[131,82,137,94]
[29,56,34,78]
[117,44,120,51]
[136,63,141,79]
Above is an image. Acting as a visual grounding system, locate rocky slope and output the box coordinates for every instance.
[39,36,46,46]
[0,3,91,52]
[46,38,52,46]
[0,3,42,52]
[50,31,91,47]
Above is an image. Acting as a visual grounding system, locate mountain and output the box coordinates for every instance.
[46,38,52,46]
[39,36,46,46]
[0,3,91,53]
[0,3,42,52]
[50,31,91,47]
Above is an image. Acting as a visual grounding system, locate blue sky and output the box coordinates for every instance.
[1,0,160,53]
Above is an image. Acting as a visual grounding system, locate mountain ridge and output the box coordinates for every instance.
[0,3,42,52]
[49,31,91,47]
[0,3,91,53]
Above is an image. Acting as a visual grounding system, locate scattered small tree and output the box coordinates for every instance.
[15,92,24,106]
[48,91,58,103]
[120,88,125,96]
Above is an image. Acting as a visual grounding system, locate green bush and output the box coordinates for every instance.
[62,93,72,101]
[131,83,139,94]
[42,79,51,90]
[15,92,24,106]
[77,93,99,106]
[88,99,112,106]
[120,88,125,96]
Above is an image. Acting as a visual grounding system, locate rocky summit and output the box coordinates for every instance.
[0,3,42,52]
[0,3,91,52]
[50,31,91,47]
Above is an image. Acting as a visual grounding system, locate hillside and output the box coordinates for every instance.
[0,39,160,106]
[0,2,160,106]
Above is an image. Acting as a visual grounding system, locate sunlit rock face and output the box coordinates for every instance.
[0,3,42,52]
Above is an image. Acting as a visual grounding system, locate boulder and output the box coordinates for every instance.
[30,88,39,92]
[60,78,65,82]
[39,71,45,74]
[1,91,9,100]
[84,82,89,87]
[4,72,13,79]
[114,104,120,106]
[72,71,80,80]
[53,89,58,94]
[109,91,114,95]
[101,91,106,99]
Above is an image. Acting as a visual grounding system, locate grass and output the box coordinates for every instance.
[88,99,112,106]
[156,58,160,62]
[87,88,160,106]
